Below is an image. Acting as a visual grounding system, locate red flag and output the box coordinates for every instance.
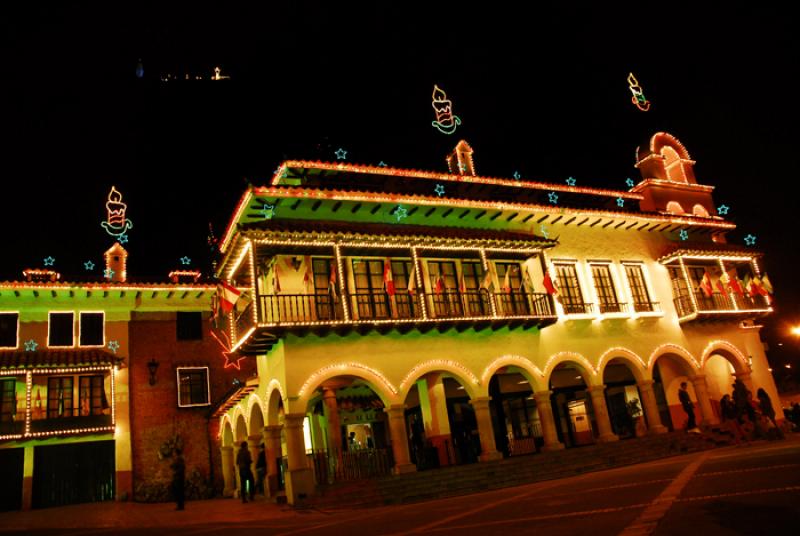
[459,273,467,293]
[715,279,727,295]
[502,268,511,293]
[700,271,713,298]
[434,275,444,294]
[329,262,338,297]
[752,276,769,296]
[383,259,396,296]
[218,281,242,314]
[542,271,558,295]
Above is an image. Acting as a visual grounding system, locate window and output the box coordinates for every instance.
[590,264,623,313]
[176,312,203,341]
[177,367,210,407]
[427,261,462,317]
[390,260,417,318]
[554,263,588,314]
[0,313,18,348]
[496,262,529,315]
[79,375,108,416]
[352,259,389,319]
[1,379,16,423]
[624,264,655,312]
[79,312,104,346]
[460,262,484,290]
[48,312,74,347]
[312,258,337,320]
[47,377,74,418]
[312,258,336,294]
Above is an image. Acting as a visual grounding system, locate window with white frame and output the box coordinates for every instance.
[0,313,19,348]
[623,263,657,312]
[176,367,210,407]
[79,312,105,346]
[553,262,589,314]
[590,264,623,313]
[48,312,75,347]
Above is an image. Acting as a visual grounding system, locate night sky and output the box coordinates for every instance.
[2,5,798,363]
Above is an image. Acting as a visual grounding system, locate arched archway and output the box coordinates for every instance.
[649,347,701,431]
[702,341,749,414]
[600,352,647,439]
[234,413,248,445]
[484,364,543,458]
[221,417,234,447]
[248,399,265,437]
[545,356,598,447]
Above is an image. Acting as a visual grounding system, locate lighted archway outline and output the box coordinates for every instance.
[480,355,546,393]
[232,408,248,442]
[399,359,480,401]
[246,392,266,435]
[264,379,286,427]
[219,414,234,443]
[296,362,397,411]
[542,351,599,388]
[700,340,749,374]
[646,343,701,377]
[596,347,647,383]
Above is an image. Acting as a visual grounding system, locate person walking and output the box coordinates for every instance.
[236,441,255,503]
[720,394,744,444]
[678,382,698,432]
[170,447,186,511]
[255,444,267,495]
[757,388,784,439]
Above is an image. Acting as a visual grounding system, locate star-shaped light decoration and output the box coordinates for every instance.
[743,234,757,246]
[24,339,38,352]
[223,352,246,370]
[513,171,521,180]
[261,203,276,220]
[43,256,55,266]
[378,161,388,167]
[180,256,191,265]
[540,225,549,239]
[566,176,576,187]
[335,148,347,160]
[107,340,120,353]
[394,206,409,222]
[679,229,689,241]
[458,163,467,173]
[84,260,95,271]
[548,192,559,204]
[625,178,635,188]
[434,184,445,197]
[118,234,129,244]
[616,197,625,207]
[104,268,115,279]
[717,204,730,215]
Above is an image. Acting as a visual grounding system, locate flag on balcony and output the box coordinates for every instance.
[761,273,774,294]
[743,275,759,297]
[715,278,727,295]
[383,259,396,296]
[329,262,339,301]
[752,276,769,296]
[502,267,512,293]
[481,267,493,290]
[434,274,445,294]
[57,384,64,416]
[722,270,744,296]
[700,271,713,297]
[303,256,312,288]
[217,280,242,314]
[408,264,416,294]
[542,270,558,295]
[522,269,534,293]
[459,273,467,293]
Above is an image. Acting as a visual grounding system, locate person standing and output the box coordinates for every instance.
[678,382,698,432]
[171,448,186,511]
[757,388,784,439]
[236,441,255,503]
[255,444,267,495]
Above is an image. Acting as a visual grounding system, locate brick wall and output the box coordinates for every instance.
[128,312,256,500]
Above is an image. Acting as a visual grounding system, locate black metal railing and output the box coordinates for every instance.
[28,414,112,434]
[673,295,694,317]
[234,300,257,336]
[494,292,554,317]
[673,291,770,319]
[259,293,340,324]
[560,301,595,315]
[733,293,771,310]
[309,447,393,485]
[694,291,735,312]
[632,301,661,313]
[350,291,421,320]
[597,301,627,314]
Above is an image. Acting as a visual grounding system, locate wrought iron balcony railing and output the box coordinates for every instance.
[673,291,770,319]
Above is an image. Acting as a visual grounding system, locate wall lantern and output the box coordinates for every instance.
[147,358,159,386]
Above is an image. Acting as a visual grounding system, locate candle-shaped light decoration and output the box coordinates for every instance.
[627,73,650,112]
[431,85,462,134]
[101,186,134,237]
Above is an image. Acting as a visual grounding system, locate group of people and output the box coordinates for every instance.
[235,441,268,503]
[679,379,786,442]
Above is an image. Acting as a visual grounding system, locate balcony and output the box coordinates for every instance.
[235,290,556,354]
[673,290,771,323]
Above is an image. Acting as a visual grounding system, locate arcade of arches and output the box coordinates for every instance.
[219,346,765,504]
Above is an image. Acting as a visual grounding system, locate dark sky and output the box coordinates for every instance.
[2,4,798,355]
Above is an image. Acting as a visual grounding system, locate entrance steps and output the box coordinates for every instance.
[306,431,717,510]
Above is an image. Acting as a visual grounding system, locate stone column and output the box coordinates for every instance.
[734,371,756,394]
[385,405,417,474]
[533,391,564,451]
[691,374,720,426]
[469,397,502,462]
[587,385,619,442]
[636,380,668,434]
[220,446,235,497]
[247,434,261,496]
[322,386,342,453]
[283,413,314,505]
[263,425,283,496]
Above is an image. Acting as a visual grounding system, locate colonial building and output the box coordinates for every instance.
[0,246,252,511]
[214,133,776,505]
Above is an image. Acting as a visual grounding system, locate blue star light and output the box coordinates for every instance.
[540,225,549,239]
[118,234,129,244]
[679,229,689,241]
[84,260,95,271]
[458,163,467,173]
[24,339,38,352]
[261,204,276,219]
[434,184,445,197]
[616,197,625,207]
[378,161,388,167]
[717,204,730,215]
[180,256,191,265]
[394,206,409,222]
[43,256,55,266]
[335,148,347,160]
[104,268,115,279]
[744,234,757,246]
[513,171,521,180]
[625,178,635,188]
[107,340,120,353]
[548,192,559,204]
[566,176,576,186]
